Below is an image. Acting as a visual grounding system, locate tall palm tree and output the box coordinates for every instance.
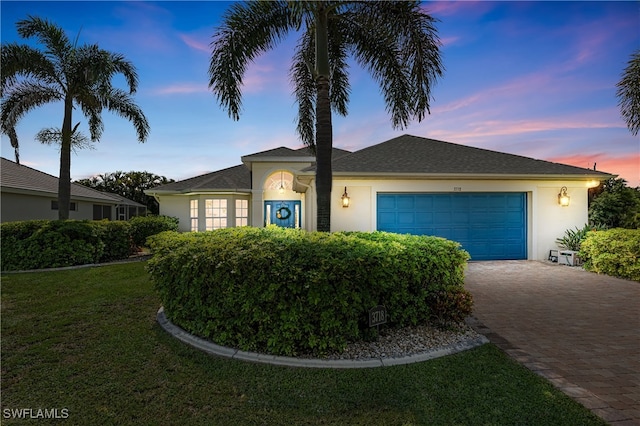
[617,48,640,137]
[209,1,443,232]
[1,16,150,220]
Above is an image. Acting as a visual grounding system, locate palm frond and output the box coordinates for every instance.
[342,7,412,128]
[208,0,296,120]
[15,16,73,66]
[1,81,62,132]
[100,88,150,143]
[616,49,640,136]
[1,43,59,96]
[342,1,443,129]
[35,124,95,152]
[327,14,350,117]
[291,29,316,148]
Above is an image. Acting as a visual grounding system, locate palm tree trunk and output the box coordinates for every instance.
[314,8,332,233]
[57,98,73,220]
[315,74,332,232]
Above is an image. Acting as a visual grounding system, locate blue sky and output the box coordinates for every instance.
[1,1,638,186]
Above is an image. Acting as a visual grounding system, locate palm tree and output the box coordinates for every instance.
[1,16,150,220]
[616,48,640,136]
[208,1,443,232]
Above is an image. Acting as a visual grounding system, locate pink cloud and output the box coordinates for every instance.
[151,83,208,95]
[179,33,209,53]
[423,1,493,18]
[440,36,461,47]
[547,153,640,186]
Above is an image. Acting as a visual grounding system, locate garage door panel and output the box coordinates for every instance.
[377,193,526,260]
[377,195,397,210]
[416,213,433,224]
[396,195,415,209]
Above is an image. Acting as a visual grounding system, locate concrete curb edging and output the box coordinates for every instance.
[157,307,490,369]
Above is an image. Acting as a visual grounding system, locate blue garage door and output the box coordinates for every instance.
[377,193,527,260]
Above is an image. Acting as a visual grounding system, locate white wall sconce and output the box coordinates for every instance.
[558,186,570,207]
[341,187,350,208]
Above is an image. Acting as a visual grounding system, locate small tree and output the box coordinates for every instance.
[589,178,640,229]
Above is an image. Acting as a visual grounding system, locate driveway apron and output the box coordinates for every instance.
[464,261,639,425]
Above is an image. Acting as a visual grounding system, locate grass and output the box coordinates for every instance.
[1,261,606,425]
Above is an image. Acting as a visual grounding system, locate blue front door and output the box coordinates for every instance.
[265,201,301,228]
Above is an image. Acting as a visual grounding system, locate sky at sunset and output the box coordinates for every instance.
[1,1,638,186]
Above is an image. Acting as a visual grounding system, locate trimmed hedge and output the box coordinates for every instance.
[1,220,105,271]
[147,227,472,357]
[580,228,640,281]
[129,215,179,247]
[1,216,179,271]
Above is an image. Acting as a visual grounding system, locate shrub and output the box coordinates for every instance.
[129,215,179,247]
[1,220,104,271]
[94,220,135,262]
[556,224,594,251]
[580,229,640,281]
[1,219,138,271]
[147,227,471,357]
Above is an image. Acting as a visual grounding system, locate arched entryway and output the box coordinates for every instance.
[263,170,302,228]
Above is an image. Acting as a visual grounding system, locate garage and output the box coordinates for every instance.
[377,193,527,260]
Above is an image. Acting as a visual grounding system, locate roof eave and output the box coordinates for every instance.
[326,171,617,181]
[145,188,252,196]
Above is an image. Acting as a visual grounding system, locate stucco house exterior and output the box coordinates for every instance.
[1,157,146,222]
[146,134,613,261]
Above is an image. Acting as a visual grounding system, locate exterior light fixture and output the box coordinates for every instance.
[279,171,285,194]
[341,187,350,208]
[558,186,570,207]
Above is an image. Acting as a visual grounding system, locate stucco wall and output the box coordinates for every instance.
[157,193,251,233]
[329,178,591,261]
[1,192,104,222]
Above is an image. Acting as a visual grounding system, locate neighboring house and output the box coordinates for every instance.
[1,157,146,222]
[146,134,613,261]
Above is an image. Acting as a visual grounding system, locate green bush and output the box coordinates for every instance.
[129,215,179,247]
[1,220,104,271]
[95,220,135,262]
[580,229,640,281]
[1,219,138,271]
[147,227,471,357]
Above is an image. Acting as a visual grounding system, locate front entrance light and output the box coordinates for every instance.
[558,186,570,207]
[341,187,350,208]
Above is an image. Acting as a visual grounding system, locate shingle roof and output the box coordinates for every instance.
[242,146,351,160]
[327,134,614,177]
[1,157,143,205]
[149,164,251,193]
[154,147,353,193]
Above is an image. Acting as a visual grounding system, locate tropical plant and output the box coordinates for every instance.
[1,16,150,220]
[616,48,640,136]
[75,171,174,215]
[556,224,594,251]
[208,1,443,231]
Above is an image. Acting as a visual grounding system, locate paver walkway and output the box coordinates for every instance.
[465,261,640,425]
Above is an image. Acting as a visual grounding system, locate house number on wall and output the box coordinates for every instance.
[369,305,387,327]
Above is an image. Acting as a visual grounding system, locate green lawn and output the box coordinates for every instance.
[1,262,606,425]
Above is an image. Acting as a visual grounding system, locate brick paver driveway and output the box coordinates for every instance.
[465,261,639,425]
